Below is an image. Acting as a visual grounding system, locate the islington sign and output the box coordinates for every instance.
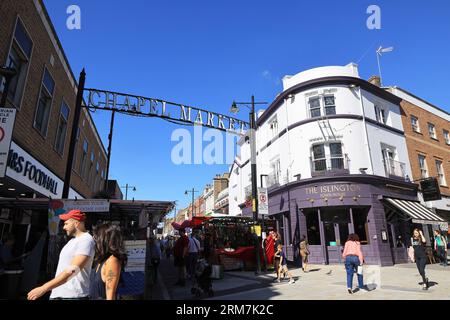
[85,89,249,136]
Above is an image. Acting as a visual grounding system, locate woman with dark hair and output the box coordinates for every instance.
[410,228,429,290]
[90,223,127,300]
[299,235,309,272]
[342,233,366,294]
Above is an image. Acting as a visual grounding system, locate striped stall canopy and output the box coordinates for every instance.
[384,197,446,225]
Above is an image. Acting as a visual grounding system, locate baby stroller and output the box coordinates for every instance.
[191,258,214,297]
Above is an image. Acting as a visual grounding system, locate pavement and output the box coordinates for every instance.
[152,256,450,300]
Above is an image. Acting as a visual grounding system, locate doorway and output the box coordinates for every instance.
[320,208,350,264]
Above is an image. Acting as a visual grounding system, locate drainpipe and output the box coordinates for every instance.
[356,86,375,174]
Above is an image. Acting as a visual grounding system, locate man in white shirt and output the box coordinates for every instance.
[187,231,201,279]
[27,210,95,300]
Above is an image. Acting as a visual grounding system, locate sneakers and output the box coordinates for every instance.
[289,279,295,284]
[347,288,353,294]
[276,278,281,283]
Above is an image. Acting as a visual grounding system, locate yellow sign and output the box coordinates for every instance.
[252,225,261,237]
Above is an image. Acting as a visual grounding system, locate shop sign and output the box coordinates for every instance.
[305,183,361,198]
[7,142,59,196]
[124,240,146,272]
[63,199,110,212]
[5,142,83,198]
[421,178,441,202]
[0,108,16,178]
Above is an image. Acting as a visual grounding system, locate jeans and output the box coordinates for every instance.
[345,255,364,289]
[437,247,448,265]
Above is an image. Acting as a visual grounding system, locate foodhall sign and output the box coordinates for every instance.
[85,89,249,136]
[305,184,361,198]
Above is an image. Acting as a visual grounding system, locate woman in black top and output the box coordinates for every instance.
[411,228,428,290]
[90,223,128,300]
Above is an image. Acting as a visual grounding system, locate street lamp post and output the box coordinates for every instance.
[231,95,267,274]
[185,188,198,218]
[121,183,136,200]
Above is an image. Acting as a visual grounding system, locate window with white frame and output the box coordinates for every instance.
[0,18,33,109]
[269,158,281,185]
[268,116,278,139]
[54,101,70,155]
[443,130,449,145]
[418,154,428,179]
[374,105,387,124]
[381,145,402,177]
[410,116,420,133]
[311,142,344,172]
[427,123,436,139]
[308,95,336,118]
[435,160,446,186]
[323,96,336,115]
[34,67,55,137]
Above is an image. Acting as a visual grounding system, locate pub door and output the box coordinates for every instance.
[321,208,351,264]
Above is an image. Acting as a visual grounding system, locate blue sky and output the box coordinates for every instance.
[43,0,450,217]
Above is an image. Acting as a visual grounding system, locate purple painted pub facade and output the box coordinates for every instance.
[267,175,418,266]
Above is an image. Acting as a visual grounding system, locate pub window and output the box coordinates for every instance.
[308,97,321,118]
[323,95,336,115]
[54,101,70,155]
[305,210,321,245]
[0,17,33,109]
[374,105,387,124]
[34,67,55,137]
[352,207,369,245]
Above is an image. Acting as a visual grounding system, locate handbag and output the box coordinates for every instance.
[357,265,363,275]
[408,246,415,262]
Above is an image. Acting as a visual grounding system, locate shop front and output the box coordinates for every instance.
[268,175,446,266]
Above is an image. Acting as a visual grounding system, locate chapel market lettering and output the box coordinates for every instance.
[86,89,249,135]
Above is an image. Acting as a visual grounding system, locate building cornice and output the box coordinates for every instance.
[267,174,418,197]
[257,76,403,126]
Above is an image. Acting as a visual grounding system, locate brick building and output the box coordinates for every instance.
[0,0,107,200]
[387,86,450,225]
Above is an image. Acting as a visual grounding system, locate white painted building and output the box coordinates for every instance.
[229,63,413,215]
[227,63,446,266]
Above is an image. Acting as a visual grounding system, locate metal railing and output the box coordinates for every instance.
[383,159,406,178]
[310,154,349,174]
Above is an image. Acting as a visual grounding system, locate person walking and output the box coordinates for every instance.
[27,210,95,300]
[434,230,448,266]
[173,229,189,286]
[272,232,282,278]
[342,233,367,294]
[89,222,127,300]
[410,228,429,290]
[148,236,162,285]
[275,244,295,284]
[299,235,309,273]
[187,230,201,280]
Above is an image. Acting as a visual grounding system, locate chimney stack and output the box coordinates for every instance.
[368,75,381,87]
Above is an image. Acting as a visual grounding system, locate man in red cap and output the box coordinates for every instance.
[27,209,95,300]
